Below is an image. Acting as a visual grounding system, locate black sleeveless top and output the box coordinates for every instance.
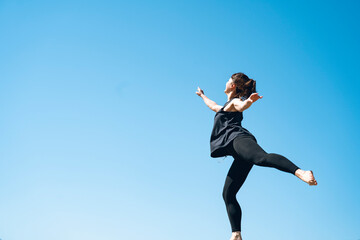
[210,97,257,158]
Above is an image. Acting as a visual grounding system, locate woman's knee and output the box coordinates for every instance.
[222,188,236,203]
[250,153,269,166]
[222,179,237,202]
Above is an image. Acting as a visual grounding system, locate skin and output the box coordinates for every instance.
[195,77,318,240]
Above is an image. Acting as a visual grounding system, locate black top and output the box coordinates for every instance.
[210,97,257,158]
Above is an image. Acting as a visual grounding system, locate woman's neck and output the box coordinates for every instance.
[227,91,238,101]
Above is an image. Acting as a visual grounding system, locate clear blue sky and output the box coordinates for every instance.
[1,0,359,239]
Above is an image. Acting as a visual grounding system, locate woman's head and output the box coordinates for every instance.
[225,72,257,100]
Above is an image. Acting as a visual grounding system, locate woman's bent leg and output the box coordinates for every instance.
[222,155,253,232]
[232,137,300,175]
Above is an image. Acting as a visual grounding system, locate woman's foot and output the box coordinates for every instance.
[230,231,242,240]
[295,169,317,186]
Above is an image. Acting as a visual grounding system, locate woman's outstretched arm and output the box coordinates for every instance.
[233,93,263,112]
[196,87,222,112]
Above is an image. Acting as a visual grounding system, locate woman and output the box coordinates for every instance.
[195,72,317,240]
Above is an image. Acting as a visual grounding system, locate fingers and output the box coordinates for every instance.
[195,86,204,96]
[252,93,263,99]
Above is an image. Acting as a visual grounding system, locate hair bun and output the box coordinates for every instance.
[245,79,252,87]
[231,72,257,99]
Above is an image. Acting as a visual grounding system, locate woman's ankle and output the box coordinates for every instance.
[295,168,303,177]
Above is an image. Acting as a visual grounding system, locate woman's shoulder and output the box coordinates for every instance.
[222,98,243,112]
[236,96,245,101]
[227,97,243,104]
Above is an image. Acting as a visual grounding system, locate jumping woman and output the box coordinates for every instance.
[195,72,317,240]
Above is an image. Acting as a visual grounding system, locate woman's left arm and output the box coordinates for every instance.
[233,93,263,112]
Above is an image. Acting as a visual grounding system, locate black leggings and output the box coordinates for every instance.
[222,136,300,232]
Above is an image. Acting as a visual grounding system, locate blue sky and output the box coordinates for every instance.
[0,0,359,239]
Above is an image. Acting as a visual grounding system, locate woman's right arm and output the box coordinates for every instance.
[196,87,222,112]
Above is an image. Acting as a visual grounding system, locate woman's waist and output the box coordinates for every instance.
[211,127,254,139]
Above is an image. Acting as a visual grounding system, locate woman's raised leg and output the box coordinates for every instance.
[231,136,317,185]
[232,136,300,174]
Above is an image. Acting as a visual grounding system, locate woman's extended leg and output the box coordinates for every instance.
[232,136,300,174]
[231,136,317,185]
[222,154,253,239]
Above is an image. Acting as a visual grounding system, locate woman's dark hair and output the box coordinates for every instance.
[231,72,257,100]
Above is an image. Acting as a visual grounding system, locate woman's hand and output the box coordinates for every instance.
[248,92,263,103]
[196,87,205,97]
